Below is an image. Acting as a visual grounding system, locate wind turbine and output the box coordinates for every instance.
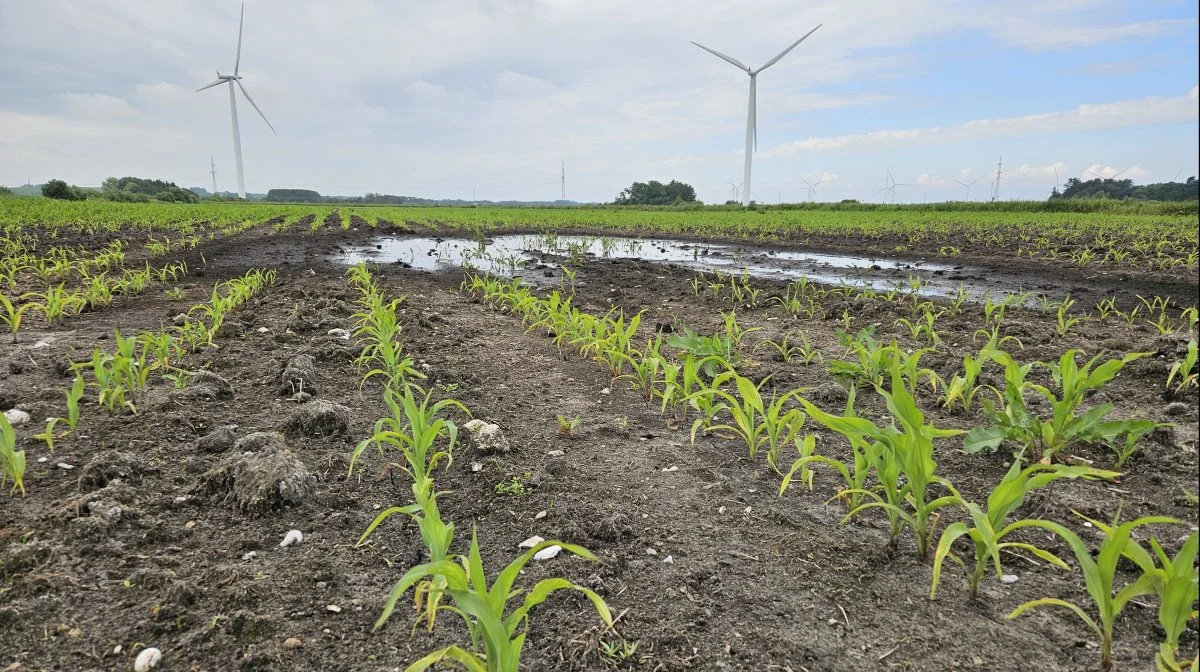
[953,176,981,201]
[728,180,743,202]
[195,3,276,200]
[692,25,822,207]
[801,177,823,201]
[1086,167,1130,181]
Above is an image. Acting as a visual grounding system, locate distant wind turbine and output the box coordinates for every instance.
[728,180,743,202]
[1086,167,1130,181]
[953,176,981,201]
[801,177,823,201]
[195,2,276,199]
[692,25,822,207]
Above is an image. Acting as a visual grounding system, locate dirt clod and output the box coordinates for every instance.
[279,354,319,397]
[202,445,315,513]
[197,425,240,453]
[284,400,351,437]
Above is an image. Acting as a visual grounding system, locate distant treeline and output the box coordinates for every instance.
[604,198,1198,216]
[1051,177,1197,202]
[102,176,199,203]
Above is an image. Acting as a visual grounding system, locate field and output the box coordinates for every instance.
[0,199,1197,672]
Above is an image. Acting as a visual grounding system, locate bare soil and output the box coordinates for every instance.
[1,224,1196,672]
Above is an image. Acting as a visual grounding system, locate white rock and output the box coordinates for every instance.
[242,551,258,561]
[661,466,678,473]
[326,604,342,613]
[546,450,565,457]
[518,535,545,549]
[1001,574,1019,584]
[599,387,611,395]
[257,327,270,334]
[134,647,162,672]
[533,545,562,561]
[3,409,31,425]
[471,461,483,472]
[327,328,350,340]
[743,506,752,515]
[280,529,304,547]
[38,456,48,463]
[718,506,726,514]
[57,462,75,470]
[534,510,548,520]
[646,548,658,556]
[663,555,675,564]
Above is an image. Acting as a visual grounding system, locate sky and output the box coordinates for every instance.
[0,0,1197,204]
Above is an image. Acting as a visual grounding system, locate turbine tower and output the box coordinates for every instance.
[692,25,821,207]
[195,3,276,199]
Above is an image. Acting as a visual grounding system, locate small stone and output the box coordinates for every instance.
[184,520,196,529]
[743,506,752,515]
[1001,574,1019,584]
[518,535,545,549]
[533,545,562,561]
[134,647,162,672]
[599,387,611,395]
[718,506,726,514]
[471,462,483,472]
[56,462,75,470]
[546,450,565,457]
[283,637,303,650]
[534,510,547,520]
[646,547,658,556]
[67,627,82,637]
[3,409,30,425]
[173,495,190,504]
[242,551,258,560]
[257,327,270,333]
[280,529,304,547]
[114,645,122,655]
[663,555,674,564]
[462,419,511,455]
[326,328,350,340]
[662,466,678,472]
[326,604,342,613]
[172,313,188,326]
[38,456,48,463]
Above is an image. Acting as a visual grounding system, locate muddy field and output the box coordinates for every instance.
[1,221,1197,672]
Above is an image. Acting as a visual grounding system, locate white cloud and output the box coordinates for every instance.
[916,174,947,186]
[763,88,1199,157]
[1082,164,1149,180]
[1009,162,1068,181]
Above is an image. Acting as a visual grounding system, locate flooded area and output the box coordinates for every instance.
[331,232,1016,299]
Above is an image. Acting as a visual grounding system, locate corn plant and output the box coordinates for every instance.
[1166,339,1198,394]
[941,348,999,412]
[382,529,612,672]
[755,330,822,365]
[931,462,1120,599]
[0,292,34,343]
[26,283,85,324]
[966,350,1160,462]
[796,365,964,559]
[1009,512,1180,671]
[0,412,26,496]
[687,372,806,469]
[1144,531,1199,671]
[37,375,86,452]
[667,327,739,376]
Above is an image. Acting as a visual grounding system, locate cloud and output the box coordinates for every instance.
[992,18,1195,50]
[763,88,1199,157]
[803,170,839,184]
[1009,162,1068,181]
[916,174,947,186]
[1082,164,1149,180]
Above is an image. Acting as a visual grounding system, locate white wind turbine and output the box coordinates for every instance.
[195,3,276,199]
[801,177,823,201]
[953,176,981,201]
[693,25,822,207]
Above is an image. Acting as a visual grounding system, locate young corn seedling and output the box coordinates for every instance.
[555,414,581,435]
[687,372,806,470]
[754,330,822,365]
[381,529,612,672]
[1144,531,1199,671]
[0,412,26,496]
[797,365,964,559]
[1009,512,1180,671]
[965,349,1161,463]
[930,461,1120,600]
[1165,339,1198,394]
[0,292,34,343]
[36,375,85,452]
[941,348,999,413]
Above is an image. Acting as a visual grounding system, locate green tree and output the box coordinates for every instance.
[614,180,698,205]
[42,179,86,201]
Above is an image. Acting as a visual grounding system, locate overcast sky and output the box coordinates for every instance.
[1,0,1197,203]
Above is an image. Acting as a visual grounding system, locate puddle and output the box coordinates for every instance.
[334,233,1000,299]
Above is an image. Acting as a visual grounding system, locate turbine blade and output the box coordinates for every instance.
[691,41,749,71]
[236,80,276,134]
[756,24,821,72]
[195,79,225,92]
[234,3,245,75]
